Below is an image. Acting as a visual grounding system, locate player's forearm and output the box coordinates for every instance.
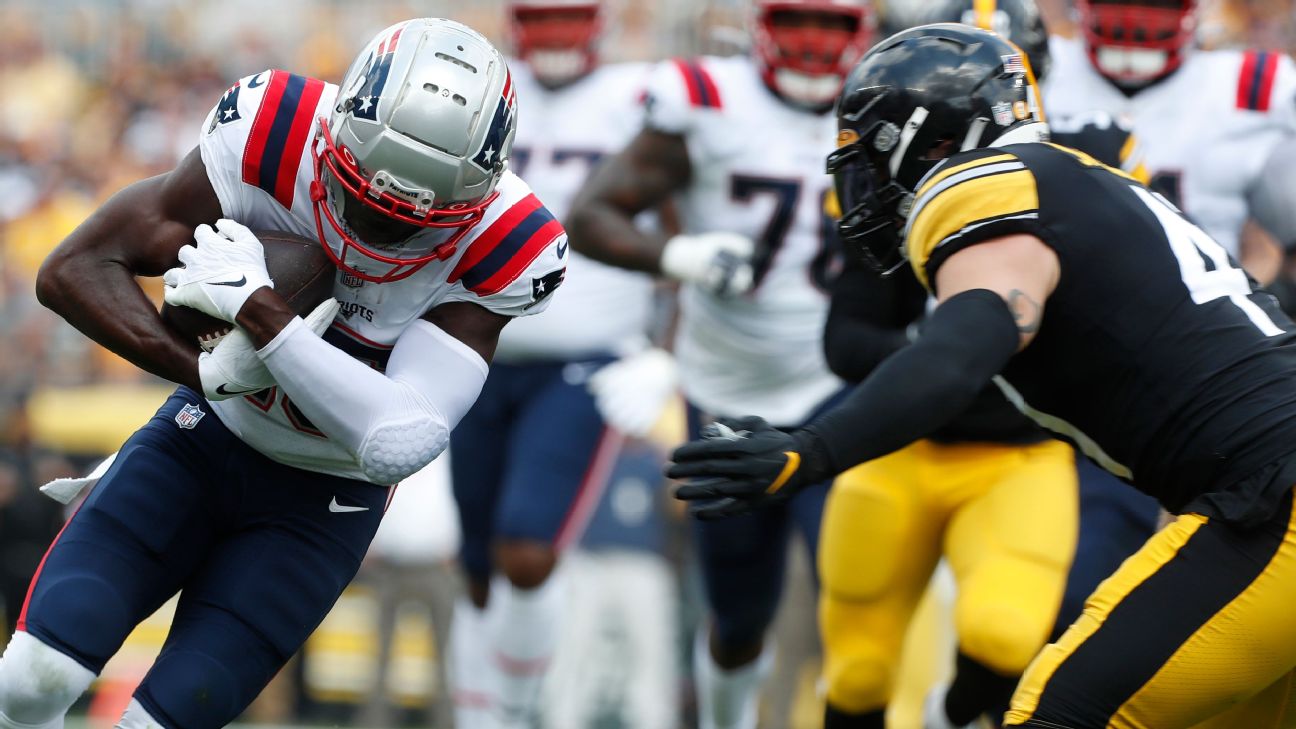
[565,202,667,274]
[798,289,1021,479]
[256,317,487,484]
[236,287,297,349]
[35,255,201,390]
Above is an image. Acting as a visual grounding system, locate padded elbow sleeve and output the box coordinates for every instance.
[358,414,450,485]
[355,320,486,484]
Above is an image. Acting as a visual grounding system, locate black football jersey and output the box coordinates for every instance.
[1048,111,1148,184]
[906,142,1296,525]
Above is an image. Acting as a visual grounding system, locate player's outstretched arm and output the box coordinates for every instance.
[669,233,1059,517]
[237,293,507,484]
[35,148,222,391]
[567,129,691,274]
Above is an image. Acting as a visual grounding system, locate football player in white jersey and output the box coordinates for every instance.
[445,3,666,727]
[0,19,566,729]
[568,2,873,727]
[1044,0,1296,281]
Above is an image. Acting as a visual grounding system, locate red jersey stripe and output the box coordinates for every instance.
[673,59,722,109]
[273,77,326,207]
[243,70,289,192]
[674,58,704,107]
[448,194,545,281]
[471,217,564,296]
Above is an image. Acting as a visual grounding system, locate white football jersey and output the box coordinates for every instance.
[1044,36,1296,256]
[196,69,567,480]
[644,55,843,426]
[496,61,655,361]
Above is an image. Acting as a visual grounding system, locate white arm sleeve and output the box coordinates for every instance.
[258,317,488,484]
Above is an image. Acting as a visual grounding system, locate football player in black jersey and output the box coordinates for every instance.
[670,23,1296,729]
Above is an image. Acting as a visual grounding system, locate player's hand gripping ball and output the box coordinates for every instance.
[161,227,336,352]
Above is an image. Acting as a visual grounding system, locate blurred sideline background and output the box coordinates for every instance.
[1,1,1294,727]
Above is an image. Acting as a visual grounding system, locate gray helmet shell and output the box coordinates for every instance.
[329,18,516,212]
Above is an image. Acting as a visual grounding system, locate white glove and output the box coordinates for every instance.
[163,219,274,323]
[199,298,340,401]
[587,348,679,437]
[660,232,755,297]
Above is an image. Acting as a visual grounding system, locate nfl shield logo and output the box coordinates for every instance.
[175,403,206,430]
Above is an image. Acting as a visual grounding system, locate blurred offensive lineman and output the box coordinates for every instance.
[1,19,566,729]
[1044,0,1296,282]
[445,3,665,727]
[569,2,872,726]
[671,23,1296,729]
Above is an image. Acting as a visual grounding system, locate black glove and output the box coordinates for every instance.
[666,416,819,520]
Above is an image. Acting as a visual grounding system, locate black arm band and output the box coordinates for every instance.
[794,289,1022,481]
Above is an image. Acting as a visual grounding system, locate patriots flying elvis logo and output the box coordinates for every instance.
[471,70,516,172]
[347,25,405,121]
[207,81,242,133]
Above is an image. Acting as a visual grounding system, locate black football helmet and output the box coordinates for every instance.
[827,23,1048,274]
[879,0,1051,81]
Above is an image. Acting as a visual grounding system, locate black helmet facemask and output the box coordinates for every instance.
[828,23,1049,275]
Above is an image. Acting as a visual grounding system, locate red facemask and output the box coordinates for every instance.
[510,4,601,85]
[752,2,874,107]
[1077,0,1196,85]
[309,121,498,284]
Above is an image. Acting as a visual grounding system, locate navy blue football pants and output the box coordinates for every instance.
[18,387,389,729]
[451,356,617,583]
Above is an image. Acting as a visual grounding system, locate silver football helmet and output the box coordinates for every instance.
[311,18,518,283]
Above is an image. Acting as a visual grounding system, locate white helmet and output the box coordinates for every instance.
[311,18,518,283]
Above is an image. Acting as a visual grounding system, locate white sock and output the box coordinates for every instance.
[0,632,95,729]
[692,628,773,729]
[115,699,164,729]
[450,597,500,729]
[491,575,564,726]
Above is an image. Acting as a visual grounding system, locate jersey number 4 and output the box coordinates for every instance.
[1135,186,1283,337]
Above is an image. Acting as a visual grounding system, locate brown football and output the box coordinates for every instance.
[161,230,336,352]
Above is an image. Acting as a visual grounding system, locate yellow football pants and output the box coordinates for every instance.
[819,438,1078,714]
[1007,490,1296,729]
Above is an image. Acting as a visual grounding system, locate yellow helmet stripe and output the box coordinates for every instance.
[972,0,998,31]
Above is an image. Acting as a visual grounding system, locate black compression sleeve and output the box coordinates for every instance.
[822,259,927,381]
[794,289,1022,480]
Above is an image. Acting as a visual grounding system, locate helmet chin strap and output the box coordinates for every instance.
[991,121,1050,147]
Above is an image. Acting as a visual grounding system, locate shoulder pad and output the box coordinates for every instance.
[643,57,723,134]
[906,148,1040,288]
[1236,50,1282,112]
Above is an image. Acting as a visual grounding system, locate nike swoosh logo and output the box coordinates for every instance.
[556,240,568,258]
[247,73,264,88]
[207,276,247,287]
[215,383,259,396]
[329,496,370,513]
